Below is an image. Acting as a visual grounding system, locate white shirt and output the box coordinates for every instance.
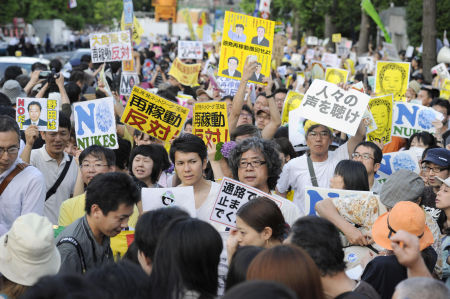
[276,143,349,215]
[0,158,46,236]
[30,146,78,224]
[272,193,301,226]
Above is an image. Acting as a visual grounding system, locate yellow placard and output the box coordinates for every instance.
[193,102,230,144]
[122,59,135,72]
[281,91,304,125]
[375,61,410,102]
[332,33,342,43]
[121,14,144,45]
[325,68,349,85]
[121,86,189,143]
[440,78,450,100]
[168,58,201,87]
[366,94,393,144]
[219,11,274,84]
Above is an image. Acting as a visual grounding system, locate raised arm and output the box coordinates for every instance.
[261,94,281,140]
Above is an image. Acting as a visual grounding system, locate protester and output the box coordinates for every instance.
[56,172,140,273]
[129,144,167,189]
[421,148,450,194]
[223,280,298,299]
[225,246,264,291]
[434,176,450,287]
[330,159,370,191]
[351,141,382,192]
[392,277,450,299]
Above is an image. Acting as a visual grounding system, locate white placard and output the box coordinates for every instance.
[141,186,196,217]
[209,177,283,228]
[89,31,132,63]
[405,45,414,58]
[16,97,59,132]
[73,97,118,150]
[306,36,318,46]
[392,102,444,138]
[296,79,370,136]
[178,41,203,60]
[288,109,306,146]
[374,150,420,185]
[321,53,339,67]
[431,63,450,79]
[120,72,140,96]
[306,49,315,61]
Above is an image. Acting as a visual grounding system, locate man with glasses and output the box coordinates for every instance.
[421,148,450,194]
[277,120,366,214]
[26,113,78,224]
[0,115,46,236]
[351,141,382,192]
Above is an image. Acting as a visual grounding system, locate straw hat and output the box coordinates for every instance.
[0,213,61,286]
[372,201,433,251]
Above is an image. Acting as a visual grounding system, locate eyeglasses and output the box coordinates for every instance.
[421,165,447,173]
[240,113,252,118]
[239,160,267,169]
[308,131,330,138]
[0,146,19,156]
[352,152,374,160]
[80,163,108,170]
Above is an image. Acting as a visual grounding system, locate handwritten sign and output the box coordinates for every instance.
[74,97,118,150]
[296,80,370,136]
[89,31,132,63]
[178,41,203,60]
[219,11,274,84]
[193,102,230,144]
[141,186,196,217]
[209,177,283,228]
[392,102,444,138]
[121,86,189,142]
[16,97,59,132]
[374,150,420,185]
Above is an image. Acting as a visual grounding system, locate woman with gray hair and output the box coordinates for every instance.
[227,137,300,226]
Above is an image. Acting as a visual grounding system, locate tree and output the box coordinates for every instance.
[422,0,436,83]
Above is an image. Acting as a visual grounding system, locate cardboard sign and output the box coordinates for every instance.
[288,109,306,146]
[296,80,370,136]
[391,102,444,138]
[431,63,450,79]
[168,58,201,86]
[325,68,349,84]
[74,97,118,150]
[219,11,274,84]
[305,186,373,216]
[121,86,189,142]
[375,61,410,102]
[193,102,230,144]
[16,97,59,132]
[89,31,132,63]
[332,33,342,43]
[120,72,140,96]
[209,177,283,228]
[217,77,241,97]
[141,186,196,217]
[178,41,203,60]
[281,90,304,125]
[321,53,339,67]
[366,94,393,143]
[374,150,420,185]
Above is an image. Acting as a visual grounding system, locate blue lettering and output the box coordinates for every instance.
[75,104,96,135]
[394,103,419,126]
[378,154,392,177]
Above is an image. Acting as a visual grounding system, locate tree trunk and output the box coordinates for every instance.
[422,0,436,83]
[357,9,370,56]
[292,6,300,45]
[324,14,335,48]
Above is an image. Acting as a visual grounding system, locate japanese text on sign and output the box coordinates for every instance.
[296,79,370,136]
[193,102,230,144]
[121,86,190,142]
[89,31,132,63]
[16,97,59,132]
[178,41,203,60]
[168,58,201,86]
[210,177,282,228]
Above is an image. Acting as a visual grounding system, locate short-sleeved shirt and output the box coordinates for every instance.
[277,143,349,215]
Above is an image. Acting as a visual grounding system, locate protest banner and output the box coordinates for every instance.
[382,42,400,61]
[281,90,304,125]
[332,33,341,43]
[305,49,315,61]
[89,31,132,63]
[120,14,144,45]
[325,68,349,84]
[168,58,201,86]
[217,76,241,97]
[288,109,306,146]
[405,45,414,58]
[176,93,194,119]
[305,186,374,216]
[431,63,450,79]
[141,186,196,217]
[366,94,393,143]
[120,72,139,96]
[122,58,135,72]
[123,0,134,27]
[391,102,444,138]
[121,86,189,142]
[219,11,274,84]
[311,61,326,80]
[178,41,203,60]
[296,79,370,136]
[375,61,410,102]
[306,36,318,46]
[337,44,350,58]
[142,58,155,82]
[16,97,59,132]
[74,97,118,150]
[374,150,420,185]
[193,102,230,144]
[209,177,283,228]
[362,107,377,134]
[321,53,339,67]
[441,78,450,100]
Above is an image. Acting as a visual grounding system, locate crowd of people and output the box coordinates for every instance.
[0,21,450,299]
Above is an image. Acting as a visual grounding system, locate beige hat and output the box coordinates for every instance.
[0,213,61,286]
[408,80,421,95]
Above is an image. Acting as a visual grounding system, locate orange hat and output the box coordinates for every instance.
[372,201,434,251]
